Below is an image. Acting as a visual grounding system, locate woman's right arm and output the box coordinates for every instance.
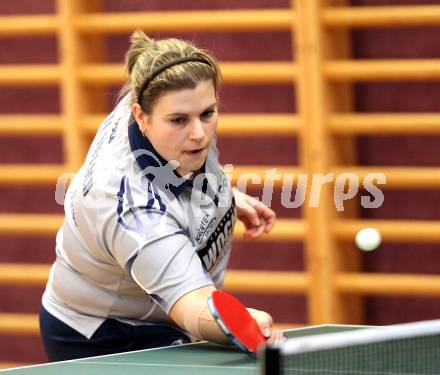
[169,286,284,345]
[169,285,231,345]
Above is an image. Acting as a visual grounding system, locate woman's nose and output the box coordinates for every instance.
[189,119,205,140]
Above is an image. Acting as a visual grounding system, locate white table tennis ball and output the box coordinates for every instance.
[355,227,382,251]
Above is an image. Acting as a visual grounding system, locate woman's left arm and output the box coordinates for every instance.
[232,188,276,239]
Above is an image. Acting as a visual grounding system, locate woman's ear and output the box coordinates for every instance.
[132,103,148,134]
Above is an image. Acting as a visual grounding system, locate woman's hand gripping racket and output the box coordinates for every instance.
[207,290,267,356]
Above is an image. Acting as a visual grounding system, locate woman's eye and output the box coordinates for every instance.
[201,110,215,119]
[171,117,186,125]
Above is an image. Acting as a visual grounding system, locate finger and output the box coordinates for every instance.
[254,318,271,338]
[243,221,266,239]
[265,211,276,233]
[274,330,285,343]
[267,330,284,344]
[254,205,276,233]
[258,318,272,338]
[247,309,273,337]
[263,215,275,233]
[233,189,259,209]
[238,204,261,227]
[262,326,271,338]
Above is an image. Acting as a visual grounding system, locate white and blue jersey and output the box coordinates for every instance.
[42,96,236,338]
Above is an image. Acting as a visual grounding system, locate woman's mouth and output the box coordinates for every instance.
[185,148,205,155]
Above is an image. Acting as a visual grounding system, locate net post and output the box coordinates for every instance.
[261,344,281,375]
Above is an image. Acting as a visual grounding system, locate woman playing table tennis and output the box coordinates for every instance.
[39,30,284,361]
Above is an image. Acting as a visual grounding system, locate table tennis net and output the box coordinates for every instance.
[260,319,440,375]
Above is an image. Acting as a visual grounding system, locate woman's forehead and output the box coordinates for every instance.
[153,80,217,114]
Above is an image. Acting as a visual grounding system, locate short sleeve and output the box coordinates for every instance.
[130,233,214,313]
[107,178,213,313]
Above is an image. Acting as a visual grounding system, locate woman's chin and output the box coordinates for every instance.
[177,161,206,178]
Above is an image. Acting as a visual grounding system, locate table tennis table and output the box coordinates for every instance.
[0,324,367,375]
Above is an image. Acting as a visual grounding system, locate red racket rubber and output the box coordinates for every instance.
[207,290,267,356]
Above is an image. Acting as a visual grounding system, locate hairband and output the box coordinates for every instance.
[137,56,211,106]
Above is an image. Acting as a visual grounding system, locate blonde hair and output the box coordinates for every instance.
[120,30,222,112]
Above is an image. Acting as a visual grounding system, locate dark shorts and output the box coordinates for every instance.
[39,306,190,362]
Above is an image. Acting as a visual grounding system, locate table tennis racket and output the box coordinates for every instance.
[207,290,267,357]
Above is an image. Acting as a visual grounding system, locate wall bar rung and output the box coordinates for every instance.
[326,60,440,82]
[234,219,305,241]
[0,15,58,36]
[219,114,300,135]
[0,315,305,337]
[333,166,440,189]
[0,214,63,235]
[0,263,49,286]
[220,62,297,83]
[0,215,303,241]
[225,270,308,293]
[330,113,440,135]
[274,323,303,330]
[0,264,310,294]
[76,9,295,33]
[325,5,440,28]
[0,65,61,86]
[334,220,440,243]
[0,164,302,187]
[0,115,62,136]
[0,165,67,185]
[2,165,439,189]
[336,273,440,296]
[0,314,39,335]
[231,166,300,188]
[79,63,124,84]
[0,301,304,341]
